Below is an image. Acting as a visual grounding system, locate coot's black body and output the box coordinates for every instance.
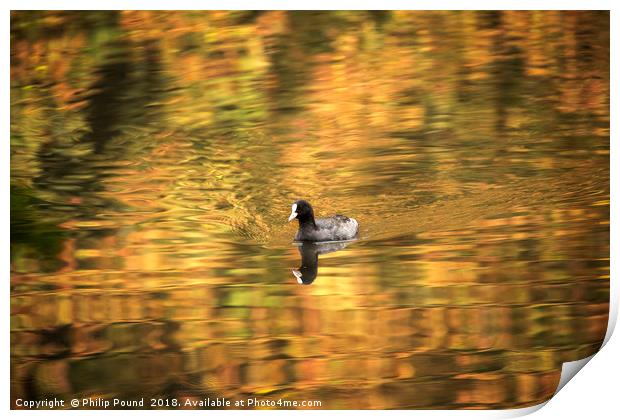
[288,200,359,242]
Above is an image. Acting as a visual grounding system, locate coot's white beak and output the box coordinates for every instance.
[292,269,303,284]
[288,203,298,222]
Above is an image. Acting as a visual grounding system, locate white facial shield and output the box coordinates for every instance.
[288,203,298,222]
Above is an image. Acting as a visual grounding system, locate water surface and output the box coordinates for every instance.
[11,11,609,409]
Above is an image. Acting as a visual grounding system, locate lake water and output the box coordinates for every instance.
[11,11,609,409]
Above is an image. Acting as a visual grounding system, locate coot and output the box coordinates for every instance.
[287,200,359,242]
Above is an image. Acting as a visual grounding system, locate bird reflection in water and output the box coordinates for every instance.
[292,241,353,285]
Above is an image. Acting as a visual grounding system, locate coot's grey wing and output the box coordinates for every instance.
[315,215,359,241]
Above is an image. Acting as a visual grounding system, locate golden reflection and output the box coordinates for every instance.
[11,10,608,409]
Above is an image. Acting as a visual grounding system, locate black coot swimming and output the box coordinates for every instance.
[287,200,359,242]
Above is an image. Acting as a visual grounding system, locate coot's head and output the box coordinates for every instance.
[287,200,315,224]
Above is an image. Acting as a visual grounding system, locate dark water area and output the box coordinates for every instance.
[11,11,609,409]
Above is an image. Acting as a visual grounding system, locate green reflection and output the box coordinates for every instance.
[11,10,609,409]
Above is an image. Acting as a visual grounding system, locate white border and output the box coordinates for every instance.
[3,0,618,11]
